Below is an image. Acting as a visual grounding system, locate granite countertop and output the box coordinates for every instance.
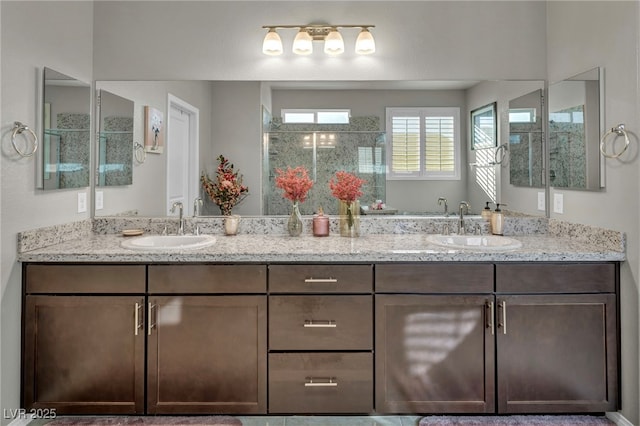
[17,233,626,263]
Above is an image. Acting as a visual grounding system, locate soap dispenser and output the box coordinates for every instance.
[491,203,506,235]
[481,202,493,221]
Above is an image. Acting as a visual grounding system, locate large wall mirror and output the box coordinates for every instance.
[92,80,546,218]
[548,67,604,190]
[97,89,134,186]
[39,67,91,190]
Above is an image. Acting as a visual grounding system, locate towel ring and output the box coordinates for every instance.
[11,122,38,157]
[600,123,630,159]
[134,142,146,164]
[494,143,508,165]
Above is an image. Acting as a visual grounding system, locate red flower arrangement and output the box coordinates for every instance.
[275,166,314,204]
[201,155,249,216]
[329,171,366,202]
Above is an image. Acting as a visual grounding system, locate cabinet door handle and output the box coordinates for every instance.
[134,302,144,336]
[486,300,494,335]
[304,277,338,283]
[303,320,337,328]
[148,302,156,335]
[304,377,338,387]
[497,300,507,334]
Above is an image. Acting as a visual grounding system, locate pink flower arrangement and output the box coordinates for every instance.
[329,171,366,202]
[275,166,314,203]
[201,155,249,216]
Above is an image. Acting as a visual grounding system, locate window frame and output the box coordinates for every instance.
[385,106,461,181]
[281,108,351,124]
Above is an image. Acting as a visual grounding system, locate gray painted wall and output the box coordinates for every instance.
[546,2,639,424]
[0,2,94,424]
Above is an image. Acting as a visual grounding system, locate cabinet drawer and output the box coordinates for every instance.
[270,295,372,350]
[376,263,494,293]
[148,264,266,293]
[269,264,372,293]
[496,263,616,293]
[25,264,145,294]
[269,352,373,413]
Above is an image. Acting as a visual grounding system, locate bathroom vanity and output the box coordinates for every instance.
[19,229,621,416]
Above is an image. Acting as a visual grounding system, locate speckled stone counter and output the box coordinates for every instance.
[18,218,625,263]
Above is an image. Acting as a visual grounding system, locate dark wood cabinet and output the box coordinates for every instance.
[267,264,374,414]
[496,294,617,413]
[147,264,268,414]
[23,264,146,414]
[375,263,496,413]
[22,261,619,416]
[375,262,619,415]
[495,262,618,413]
[23,263,268,415]
[147,295,267,414]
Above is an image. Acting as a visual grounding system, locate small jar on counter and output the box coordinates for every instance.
[312,207,330,237]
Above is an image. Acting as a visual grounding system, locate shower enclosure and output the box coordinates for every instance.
[263,117,386,215]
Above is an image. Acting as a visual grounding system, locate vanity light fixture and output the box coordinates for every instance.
[262,25,375,56]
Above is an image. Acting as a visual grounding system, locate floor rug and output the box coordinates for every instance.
[46,417,241,426]
[419,416,615,425]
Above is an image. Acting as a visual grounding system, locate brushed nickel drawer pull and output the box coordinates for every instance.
[486,300,494,335]
[305,377,338,387]
[304,320,337,328]
[148,302,156,335]
[304,277,338,283]
[134,302,144,336]
[497,300,507,335]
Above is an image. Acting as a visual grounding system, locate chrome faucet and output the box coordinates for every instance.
[437,197,449,217]
[458,201,470,234]
[171,201,184,235]
[193,197,203,217]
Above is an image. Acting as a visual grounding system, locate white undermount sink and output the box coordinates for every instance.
[426,234,522,251]
[121,234,217,251]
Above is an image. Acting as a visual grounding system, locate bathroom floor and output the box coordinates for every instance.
[236,417,420,426]
[31,416,420,426]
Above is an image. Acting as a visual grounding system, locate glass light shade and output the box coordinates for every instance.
[292,29,313,55]
[324,29,345,56]
[355,28,376,55]
[262,29,283,56]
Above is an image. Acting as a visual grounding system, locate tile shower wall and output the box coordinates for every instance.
[549,106,586,188]
[99,116,133,186]
[55,112,90,189]
[264,117,386,215]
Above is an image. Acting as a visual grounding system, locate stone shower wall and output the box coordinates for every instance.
[265,117,385,215]
[56,113,90,189]
[99,116,134,186]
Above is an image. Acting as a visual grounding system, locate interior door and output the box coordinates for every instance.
[167,103,191,214]
[166,94,199,216]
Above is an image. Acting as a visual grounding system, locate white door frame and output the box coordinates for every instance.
[166,94,199,216]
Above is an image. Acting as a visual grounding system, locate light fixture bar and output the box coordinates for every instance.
[262,24,376,56]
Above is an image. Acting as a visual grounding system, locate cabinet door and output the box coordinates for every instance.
[496,294,618,413]
[147,296,267,414]
[23,296,145,414]
[375,295,495,414]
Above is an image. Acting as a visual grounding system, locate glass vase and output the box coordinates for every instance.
[224,215,240,236]
[338,200,360,237]
[287,202,303,237]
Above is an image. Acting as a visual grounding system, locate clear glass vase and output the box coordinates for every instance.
[287,202,303,237]
[339,200,360,237]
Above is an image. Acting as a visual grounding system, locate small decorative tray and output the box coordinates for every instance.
[122,229,144,237]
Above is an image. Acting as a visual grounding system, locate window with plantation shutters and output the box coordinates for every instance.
[386,107,461,180]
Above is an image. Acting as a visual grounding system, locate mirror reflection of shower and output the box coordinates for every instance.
[264,117,386,215]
